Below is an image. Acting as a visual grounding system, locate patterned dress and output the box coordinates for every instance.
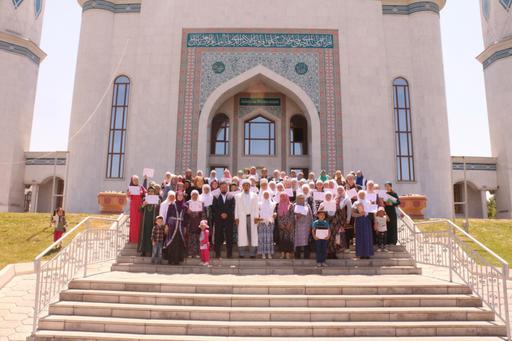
[257,221,275,255]
[186,201,206,257]
[329,201,349,253]
[275,204,295,253]
[294,204,312,248]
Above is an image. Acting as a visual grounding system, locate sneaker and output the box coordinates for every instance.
[322,263,328,267]
[262,254,267,259]
[268,254,272,259]
[316,263,322,268]
[377,248,383,252]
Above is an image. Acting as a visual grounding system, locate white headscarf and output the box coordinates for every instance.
[200,184,213,207]
[259,190,276,223]
[354,190,371,216]
[159,191,176,219]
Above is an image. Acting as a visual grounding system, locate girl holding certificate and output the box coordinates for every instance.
[294,194,312,259]
[275,192,295,259]
[256,191,276,259]
[186,190,205,258]
[127,175,147,244]
[312,209,330,267]
[352,191,374,259]
[318,192,338,259]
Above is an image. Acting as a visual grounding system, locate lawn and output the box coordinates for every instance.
[416,219,512,266]
[0,213,117,269]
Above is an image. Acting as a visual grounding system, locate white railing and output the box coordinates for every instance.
[398,210,510,340]
[31,214,129,332]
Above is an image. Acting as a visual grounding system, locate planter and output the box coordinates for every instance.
[399,194,428,219]
[97,192,127,214]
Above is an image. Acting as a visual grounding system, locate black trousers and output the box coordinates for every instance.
[294,246,310,259]
[214,221,234,258]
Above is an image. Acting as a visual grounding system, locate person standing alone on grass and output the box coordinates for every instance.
[51,207,68,248]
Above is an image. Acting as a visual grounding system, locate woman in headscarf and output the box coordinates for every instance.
[256,190,276,259]
[200,184,214,244]
[138,186,160,257]
[163,191,188,265]
[331,186,351,253]
[127,175,147,244]
[384,181,401,245]
[318,192,338,259]
[186,190,205,258]
[352,190,374,259]
[294,193,312,259]
[275,192,295,259]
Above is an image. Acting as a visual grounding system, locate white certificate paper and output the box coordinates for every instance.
[145,195,159,205]
[200,195,213,207]
[189,201,203,212]
[143,168,154,178]
[323,201,336,212]
[315,229,329,239]
[128,186,140,195]
[347,188,358,199]
[294,205,308,216]
[211,189,221,196]
[369,204,379,213]
[285,188,294,197]
[367,193,377,203]
[313,191,325,202]
[378,190,387,198]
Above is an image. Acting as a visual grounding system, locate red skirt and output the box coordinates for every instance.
[54,230,64,242]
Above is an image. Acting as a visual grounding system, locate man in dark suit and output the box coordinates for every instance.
[211,181,236,258]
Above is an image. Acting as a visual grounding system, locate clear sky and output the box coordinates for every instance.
[29,0,492,157]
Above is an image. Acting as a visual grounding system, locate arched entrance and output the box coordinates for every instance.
[198,65,321,174]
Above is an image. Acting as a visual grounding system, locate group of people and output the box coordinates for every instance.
[127,167,401,267]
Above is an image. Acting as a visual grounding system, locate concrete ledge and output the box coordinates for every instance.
[0,262,35,289]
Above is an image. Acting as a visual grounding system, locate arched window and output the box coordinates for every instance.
[244,115,275,156]
[210,114,230,155]
[393,77,415,182]
[500,0,512,10]
[290,115,308,155]
[106,75,130,179]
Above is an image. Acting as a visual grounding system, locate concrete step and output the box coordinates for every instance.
[116,255,416,267]
[60,290,483,308]
[111,263,422,275]
[32,330,509,341]
[37,315,508,337]
[68,278,473,295]
[49,301,495,322]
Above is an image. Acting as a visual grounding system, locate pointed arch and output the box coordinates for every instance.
[197,65,321,172]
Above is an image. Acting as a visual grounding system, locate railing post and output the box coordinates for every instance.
[448,223,453,283]
[83,222,90,278]
[502,263,511,341]
[32,258,41,333]
[412,223,417,262]
[115,220,120,255]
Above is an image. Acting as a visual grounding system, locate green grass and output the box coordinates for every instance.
[417,219,512,266]
[0,213,117,270]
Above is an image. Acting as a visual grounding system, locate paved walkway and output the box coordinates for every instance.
[0,261,510,341]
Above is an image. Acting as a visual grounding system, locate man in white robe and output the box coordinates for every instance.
[235,179,259,258]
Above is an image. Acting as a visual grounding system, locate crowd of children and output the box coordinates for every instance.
[126,167,401,267]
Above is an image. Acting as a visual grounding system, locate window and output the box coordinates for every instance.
[106,75,130,179]
[12,0,24,8]
[210,114,230,155]
[290,115,308,155]
[210,166,227,177]
[393,77,415,182]
[244,115,275,156]
[34,0,42,17]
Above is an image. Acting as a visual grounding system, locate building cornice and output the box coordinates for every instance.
[0,31,46,65]
[79,0,141,13]
[477,36,512,69]
[381,0,445,15]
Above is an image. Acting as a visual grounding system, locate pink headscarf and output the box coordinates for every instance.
[278,192,290,216]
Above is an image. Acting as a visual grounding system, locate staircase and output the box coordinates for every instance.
[31,243,508,340]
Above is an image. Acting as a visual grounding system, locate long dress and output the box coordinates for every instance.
[186,201,205,257]
[164,202,187,265]
[353,203,374,258]
[257,201,276,255]
[128,185,146,243]
[275,204,295,253]
[294,205,312,248]
[330,201,348,253]
[138,203,159,255]
[385,191,401,245]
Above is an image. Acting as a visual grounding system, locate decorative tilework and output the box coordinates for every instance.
[0,40,41,65]
[187,33,334,49]
[382,1,440,15]
[200,52,320,109]
[452,163,497,171]
[212,61,225,74]
[176,29,342,174]
[82,0,141,13]
[295,62,308,75]
[482,47,512,68]
[239,105,282,118]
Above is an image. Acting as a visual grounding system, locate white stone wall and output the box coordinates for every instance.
[66,0,452,217]
[0,1,44,211]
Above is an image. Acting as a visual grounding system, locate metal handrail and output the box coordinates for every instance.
[31,214,129,333]
[398,209,510,340]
